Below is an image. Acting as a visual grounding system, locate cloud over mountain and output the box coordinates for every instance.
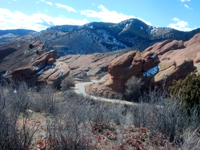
[81,5,151,25]
[0,8,88,31]
[168,18,192,31]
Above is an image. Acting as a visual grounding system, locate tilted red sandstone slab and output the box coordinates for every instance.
[0,40,69,87]
[58,53,117,77]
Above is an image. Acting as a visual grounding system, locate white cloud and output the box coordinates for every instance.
[184,4,190,9]
[92,3,95,6]
[39,0,53,6]
[0,8,88,31]
[46,2,53,5]
[168,18,192,31]
[180,0,190,2]
[55,3,77,13]
[81,5,151,25]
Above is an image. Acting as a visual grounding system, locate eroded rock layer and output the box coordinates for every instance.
[86,33,200,97]
[0,41,69,87]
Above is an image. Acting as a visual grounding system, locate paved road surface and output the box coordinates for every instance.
[74,81,139,106]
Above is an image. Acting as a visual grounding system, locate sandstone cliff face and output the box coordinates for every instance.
[86,33,200,97]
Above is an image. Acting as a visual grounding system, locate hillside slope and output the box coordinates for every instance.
[3,18,200,56]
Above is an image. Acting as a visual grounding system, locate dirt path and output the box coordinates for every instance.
[74,80,139,106]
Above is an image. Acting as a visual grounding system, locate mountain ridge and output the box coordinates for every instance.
[1,18,200,56]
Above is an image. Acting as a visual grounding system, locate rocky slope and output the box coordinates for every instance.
[2,18,200,56]
[0,40,119,86]
[1,32,200,92]
[86,33,200,97]
[0,41,69,87]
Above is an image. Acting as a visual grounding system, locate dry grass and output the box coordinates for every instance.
[0,80,199,149]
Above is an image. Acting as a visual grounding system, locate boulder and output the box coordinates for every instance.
[107,51,143,91]
[86,51,143,95]
[47,58,55,65]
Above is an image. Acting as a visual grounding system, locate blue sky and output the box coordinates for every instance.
[0,0,199,31]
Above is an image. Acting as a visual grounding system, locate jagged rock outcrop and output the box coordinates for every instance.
[37,61,70,87]
[142,33,200,87]
[86,51,144,96]
[86,33,200,97]
[0,40,69,87]
[1,33,200,93]
[107,51,143,91]
[0,40,119,86]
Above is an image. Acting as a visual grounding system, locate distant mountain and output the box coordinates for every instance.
[2,18,200,56]
[0,29,36,47]
[0,29,36,36]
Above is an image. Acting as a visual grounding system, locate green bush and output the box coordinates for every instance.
[169,74,200,111]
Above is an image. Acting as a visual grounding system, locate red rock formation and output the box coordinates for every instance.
[141,34,200,87]
[47,58,55,65]
[87,33,200,97]
[107,51,143,91]
[0,40,69,87]
[58,53,117,77]
[85,74,119,98]
[38,62,70,87]
[86,51,143,96]
[1,33,200,93]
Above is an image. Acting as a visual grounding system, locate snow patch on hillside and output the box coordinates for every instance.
[0,33,17,39]
[96,29,128,50]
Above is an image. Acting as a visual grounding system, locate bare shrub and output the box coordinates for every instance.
[0,82,38,150]
[181,128,200,149]
[31,86,59,114]
[124,76,144,101]
[45,97,93,150]
[130,88,200,145]
[61,76,75,91]
[1,77,199,149]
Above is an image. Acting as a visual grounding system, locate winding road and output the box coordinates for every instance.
[74,80,139,106]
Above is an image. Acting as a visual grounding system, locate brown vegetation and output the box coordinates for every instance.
[0,80,199,150]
